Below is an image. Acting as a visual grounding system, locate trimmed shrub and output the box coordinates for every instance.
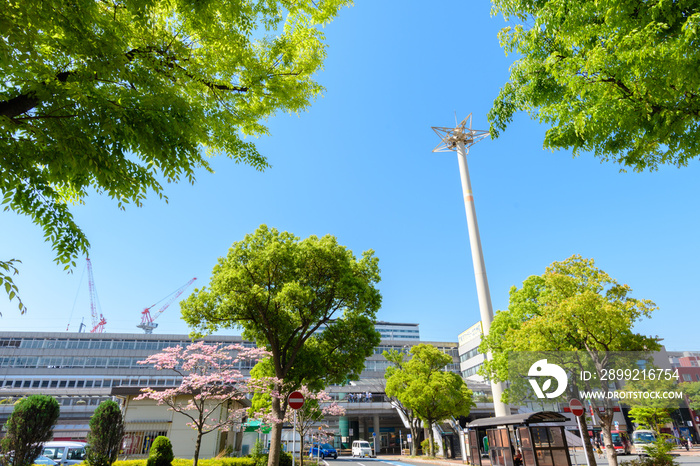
[86,400,125,466]
[0,395,60,466]
[253,453,291,466]
[146,437,174,466]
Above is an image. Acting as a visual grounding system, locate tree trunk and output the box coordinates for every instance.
[267,396,284,466]
[410,419,420,456]
[194,429,203,466]
[299,434,305,466]
[427,423,435,456]
[601,420,618,466]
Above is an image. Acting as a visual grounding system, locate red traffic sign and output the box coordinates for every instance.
[569,398,584,417]
[288,391,305,410]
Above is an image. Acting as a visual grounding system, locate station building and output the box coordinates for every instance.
[0,323,475,458]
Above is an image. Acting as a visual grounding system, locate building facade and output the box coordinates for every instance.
[0,326,465,458]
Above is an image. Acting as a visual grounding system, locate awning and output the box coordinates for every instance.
[467,411,568,428]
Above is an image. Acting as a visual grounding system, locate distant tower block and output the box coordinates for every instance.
[432,114,507,417]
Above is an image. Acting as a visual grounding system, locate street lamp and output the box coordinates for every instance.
[432,114,508,417]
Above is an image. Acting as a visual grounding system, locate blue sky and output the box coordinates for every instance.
[1,1,698,351]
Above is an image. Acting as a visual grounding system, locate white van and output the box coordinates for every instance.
[42,441,87,465]
[352,440,373,458]
[632,430,656,456]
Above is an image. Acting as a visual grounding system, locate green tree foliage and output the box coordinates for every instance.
[622,378,677,433]
[0,395,60,466]
[382,349,421,456]
[0,0,351,310]
[384,344,473,457]
[682,381,700,411]
[479,255,660,466]
[86,400,125,466]
[181,225,382,466]
[487,0,700,171]
[0,259,25,316]
[146,436,174,466]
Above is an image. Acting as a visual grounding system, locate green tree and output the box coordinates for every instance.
[384,344,473,457]
[683,381,700,411]
[181,225,382,466]
[480,255,660,466]
[0,395,60,466]
[622,378,677,434]
[487,0,700,171]
[382,349,422,456]
[86,400,125,466]
[0,0,350,311]
[146,436,174,466]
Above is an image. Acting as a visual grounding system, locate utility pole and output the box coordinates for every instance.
[432,114,508,417]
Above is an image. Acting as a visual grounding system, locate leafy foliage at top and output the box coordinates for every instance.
[480,254,660,389]
[0,0,351,307]
[181,224,382,391]
[488,0,700,171]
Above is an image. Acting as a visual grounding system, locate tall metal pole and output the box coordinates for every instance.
[432,114,508,417]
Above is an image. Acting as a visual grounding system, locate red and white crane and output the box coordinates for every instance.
[137,277,197,333]
[86,258,107,333]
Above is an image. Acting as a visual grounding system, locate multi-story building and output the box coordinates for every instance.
[0,326,465,458]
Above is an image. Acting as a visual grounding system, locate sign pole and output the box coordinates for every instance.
[292,410,296,466]
[570,399,590,466]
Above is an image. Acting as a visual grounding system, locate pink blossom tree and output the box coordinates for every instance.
[136,342,269,466]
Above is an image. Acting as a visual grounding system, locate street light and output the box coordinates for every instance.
[432,114,507,417]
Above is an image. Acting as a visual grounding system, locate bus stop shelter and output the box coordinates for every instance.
[466,411,571,466]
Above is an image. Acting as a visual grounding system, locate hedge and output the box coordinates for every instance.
[114,458,256,466]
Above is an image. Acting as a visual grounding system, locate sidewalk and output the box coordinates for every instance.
[378,447,700,465]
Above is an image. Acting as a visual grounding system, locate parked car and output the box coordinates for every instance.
[351,440,373,458]
[41,442,87,466]
[308,443,338,460]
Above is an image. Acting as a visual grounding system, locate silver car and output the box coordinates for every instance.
[41,442,86,466]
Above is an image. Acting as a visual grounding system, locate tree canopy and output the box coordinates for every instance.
[181,225,381,466]
[0,0,350,311]
[479,255,660,466]
[385,344,473,457]
[488,0,700,171]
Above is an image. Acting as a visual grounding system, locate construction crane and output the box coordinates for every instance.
[86,258,107,333]
[137,277,197,333]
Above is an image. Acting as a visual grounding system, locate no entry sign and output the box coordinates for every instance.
[288,391,305,410]
[569,398,584,417]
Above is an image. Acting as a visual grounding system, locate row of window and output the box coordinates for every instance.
[1,377,182,389]
[378,334,421,340]
[0,337,254,351]
[363,360,460,373]
[0,356,257,370]
[460,346,480,362]
[462,362,483,378]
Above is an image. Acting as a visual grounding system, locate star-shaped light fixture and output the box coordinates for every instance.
[431,113,489,153]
